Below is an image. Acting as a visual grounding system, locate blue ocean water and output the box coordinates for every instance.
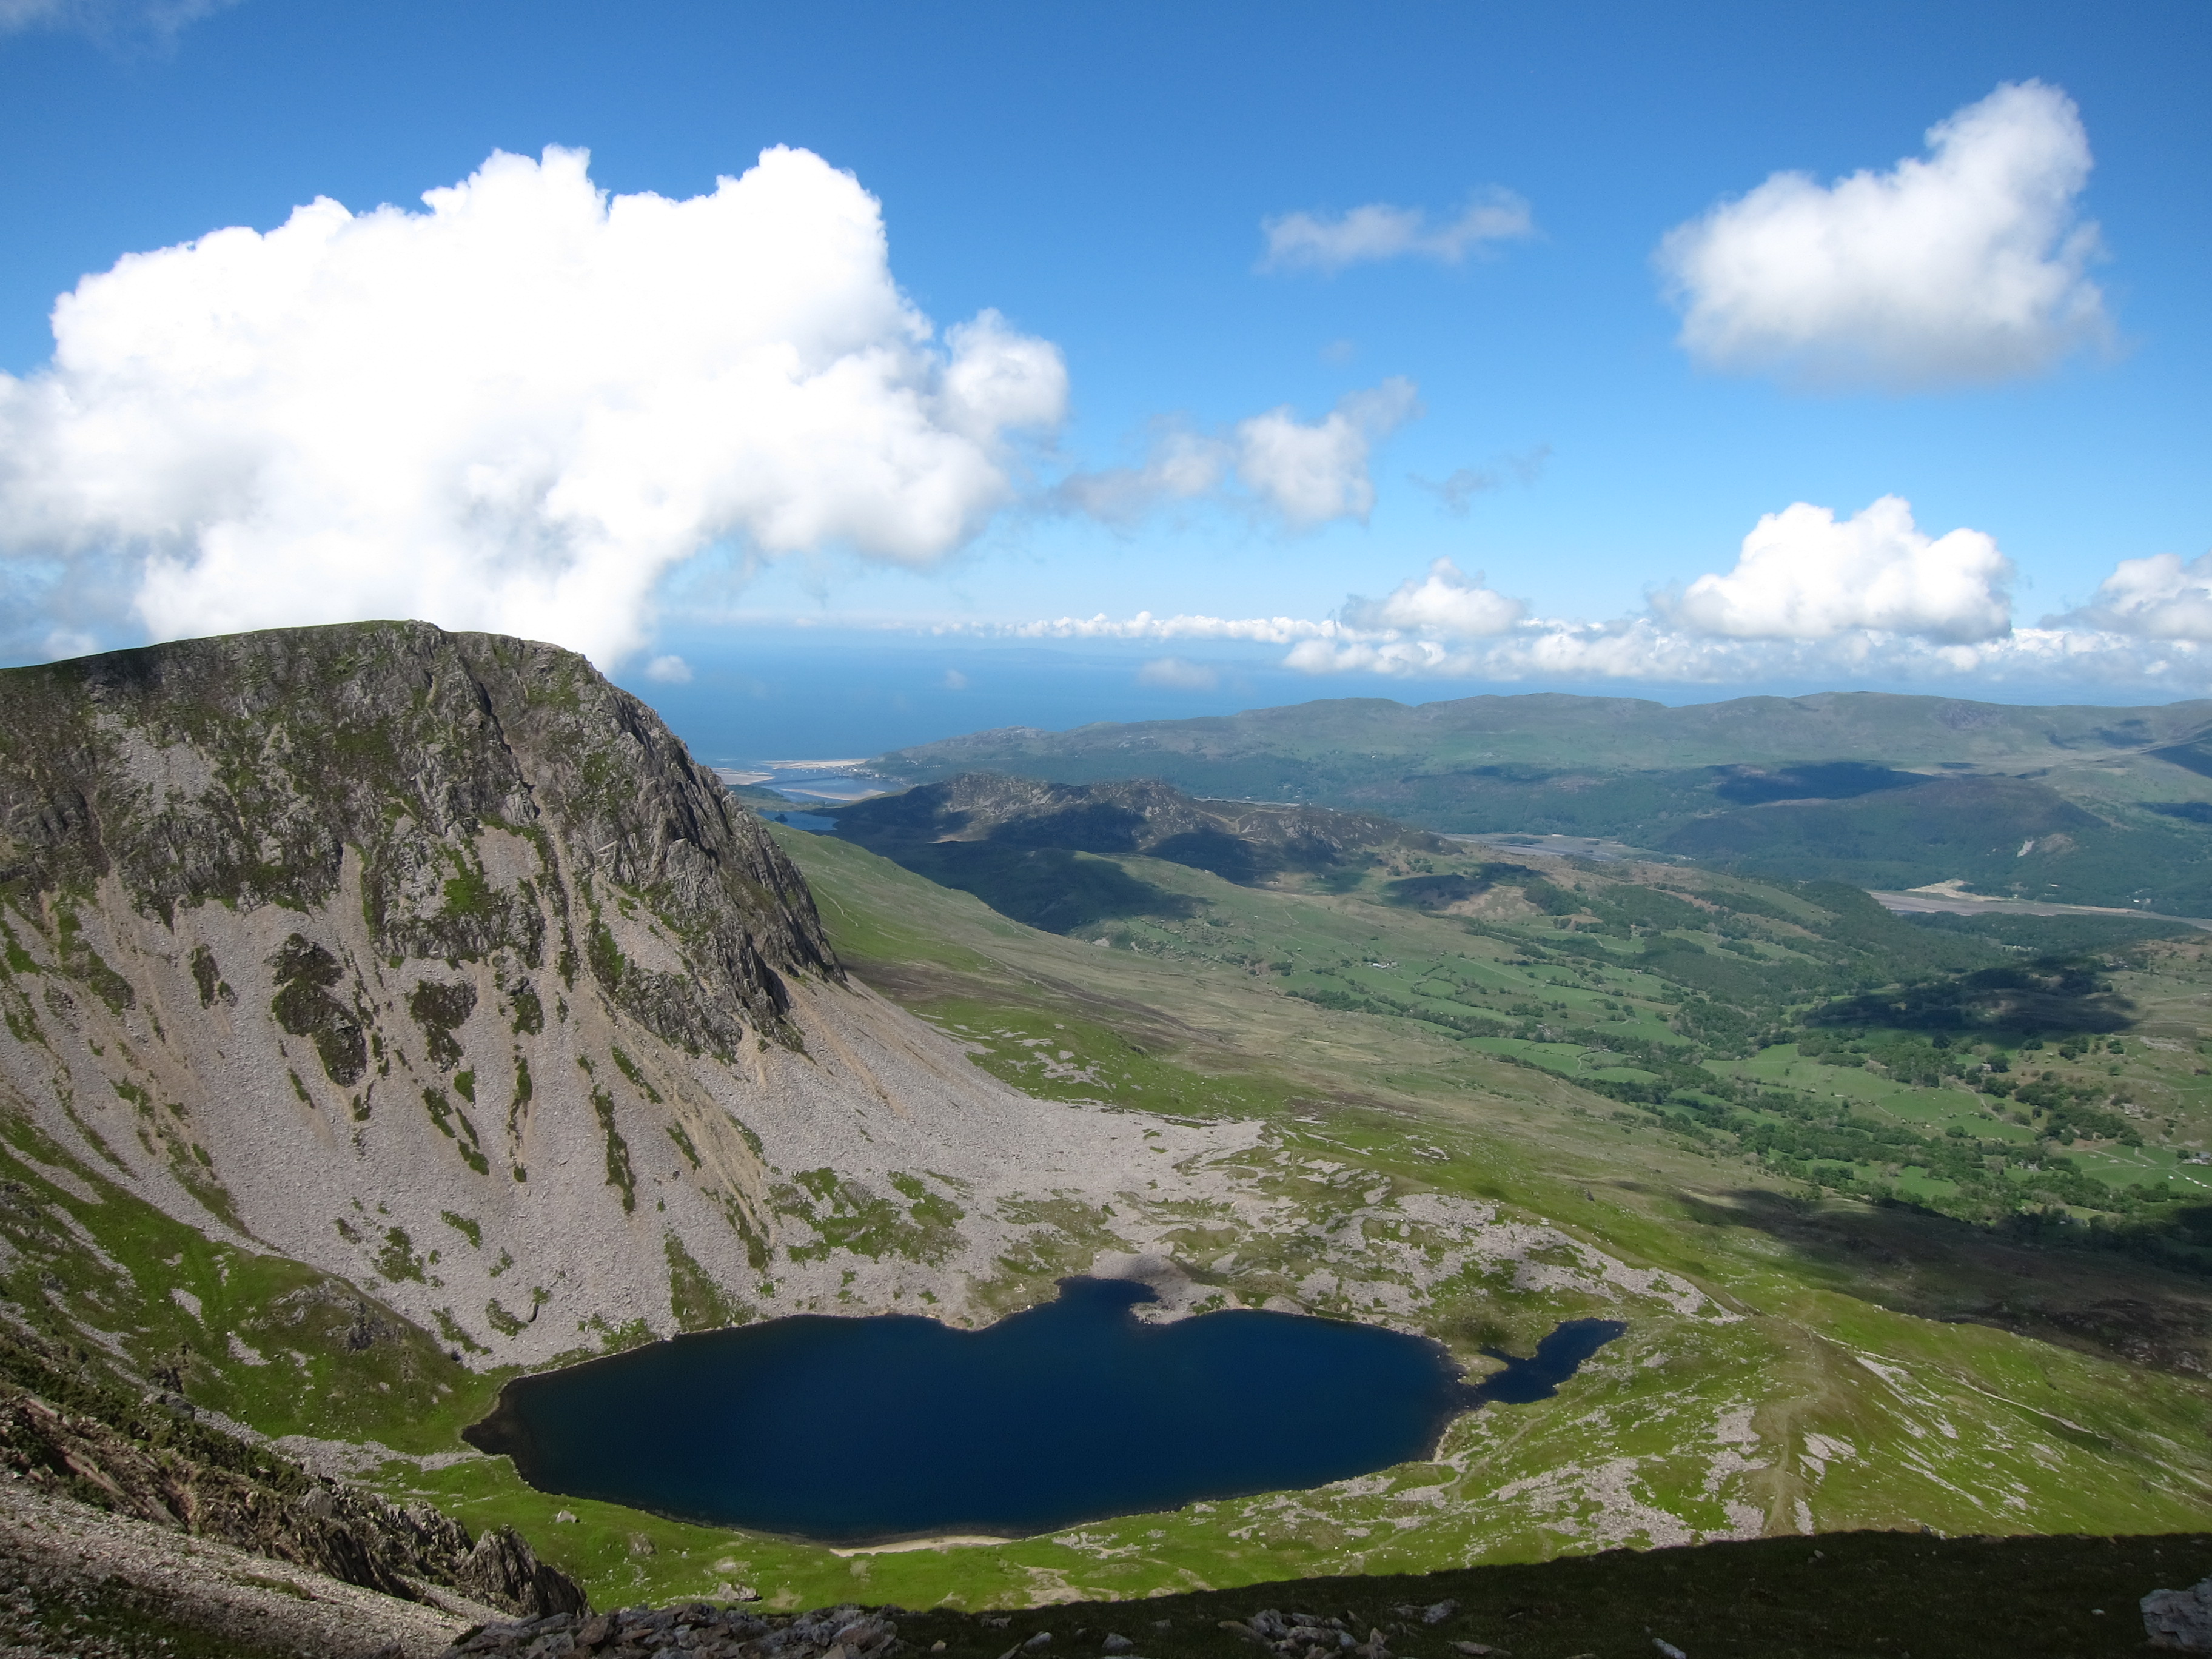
[617,631,1338,766]
[611,627,2134,774]
[465,1276,1623,1543]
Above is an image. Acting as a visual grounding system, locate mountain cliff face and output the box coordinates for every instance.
[0,622,1178,1362]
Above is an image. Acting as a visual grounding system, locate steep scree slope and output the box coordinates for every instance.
[0,622,1164,1362]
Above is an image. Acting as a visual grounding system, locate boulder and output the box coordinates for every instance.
[2148,1577,2212,1651]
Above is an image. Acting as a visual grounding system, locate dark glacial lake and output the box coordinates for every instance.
[465,1278,1623,1544]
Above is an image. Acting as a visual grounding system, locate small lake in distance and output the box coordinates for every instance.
[465,1278,1623,1545]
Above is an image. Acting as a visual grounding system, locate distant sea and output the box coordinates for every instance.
[617,629,1349,765]
[618,626,2170,771]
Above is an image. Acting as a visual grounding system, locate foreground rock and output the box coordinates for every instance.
[0,1319,583,1620]
[2148,1575,2212,1649]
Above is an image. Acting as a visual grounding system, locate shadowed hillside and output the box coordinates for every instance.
[828,773,1443,930]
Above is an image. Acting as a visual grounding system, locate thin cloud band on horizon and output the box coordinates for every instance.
[681,494,2211,694]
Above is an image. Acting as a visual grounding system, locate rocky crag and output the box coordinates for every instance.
[0,622,1252,1363]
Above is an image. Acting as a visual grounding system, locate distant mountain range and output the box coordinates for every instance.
[871,691,2212,915]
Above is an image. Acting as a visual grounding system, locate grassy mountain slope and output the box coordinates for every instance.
[808,782,2212,1309]
[870,691,2212,915]
[400,811,2212,1614]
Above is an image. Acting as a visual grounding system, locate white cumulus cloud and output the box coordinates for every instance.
[1260,190,1535,273]
[642,654,692,683]
[0,144,1067,665]
[1019,498,2056,687]
[1667,496,2013,643]
[1057,378,1418,530]
[1656,82,2108,388]
[2057,551,2212,640]
[1342,558,1524,638]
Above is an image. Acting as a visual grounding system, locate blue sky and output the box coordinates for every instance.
[1,1,2208,750]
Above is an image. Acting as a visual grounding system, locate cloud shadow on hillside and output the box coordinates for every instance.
[863,842,1201,935]
[1805,957,2137,1037]
[1671,1185,2212,1376]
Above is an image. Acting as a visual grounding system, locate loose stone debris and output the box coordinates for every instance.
[443,1601,899,1658]
[1221,1607,1399,1658]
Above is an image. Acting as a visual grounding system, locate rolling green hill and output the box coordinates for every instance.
[817,774,2212,1261]
[826,771,1441,930]
[870,691,2212,916]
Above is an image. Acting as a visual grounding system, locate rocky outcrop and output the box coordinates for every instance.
[0,620,834,1054]
[0,1476,495,1659]
[2147,1577,2212,1651]
[457,1525,591,1620]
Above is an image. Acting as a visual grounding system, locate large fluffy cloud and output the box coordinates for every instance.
[1058,378,1418,529]
[1666,495,2013,642]
[1656,82,2108,388]
[0,146,1067,664]
[1259,190,1535,274]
